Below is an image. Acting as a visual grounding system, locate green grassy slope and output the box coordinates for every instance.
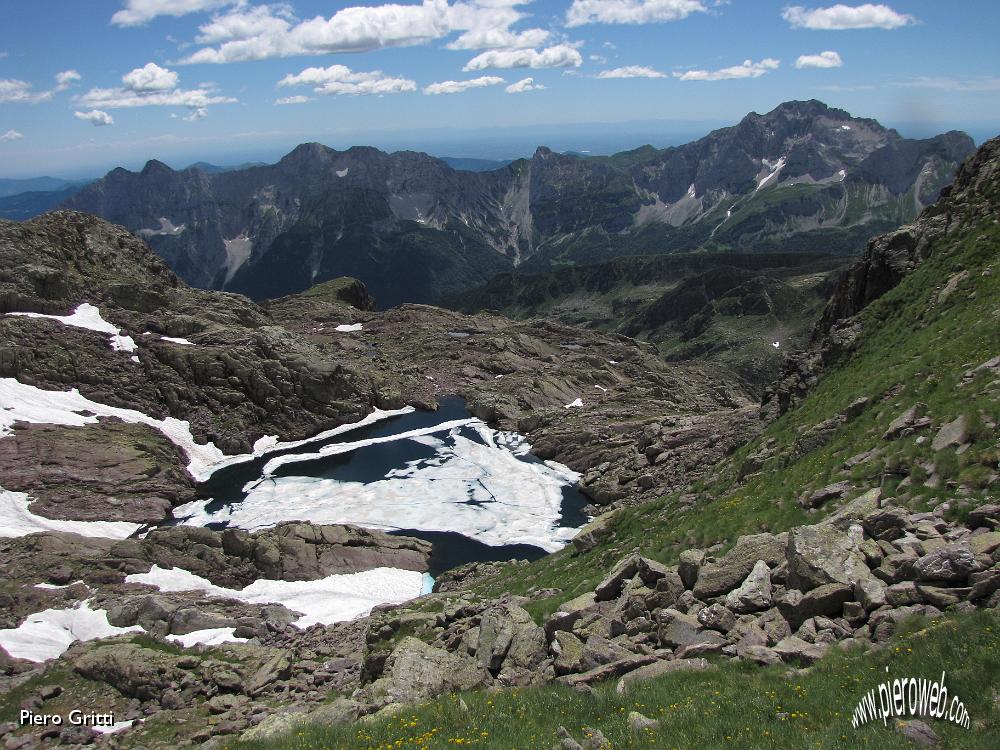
[240,610,999,750]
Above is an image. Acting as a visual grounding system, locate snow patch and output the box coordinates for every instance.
[755,157,787,192]
[7,303,137,353]
[92,720,138,735]
[126,565,424,627]
[223,237,253,285]
[138,218,185,238]
[168,627,248,648]
[841,125,852,131]
[1,487,141,539]
[35,581,86,590]
[334,323,363,332]
[336,168,349,177]
[161,336,194,346]
[0,600,143,662]
[564,398,583,409]
[594,385,608,393]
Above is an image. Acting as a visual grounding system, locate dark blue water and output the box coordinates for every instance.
[195,396,588,574]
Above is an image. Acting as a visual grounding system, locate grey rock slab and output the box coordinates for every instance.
[724,559,773,614]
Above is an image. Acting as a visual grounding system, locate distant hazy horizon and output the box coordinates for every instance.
[4,112,997,182]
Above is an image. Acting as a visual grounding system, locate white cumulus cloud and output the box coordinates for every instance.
[195,4,295,44]
[180,0,538,64]
[464,44,582,71]
[505,77,545,93]
[76,64,235,116]
[111,0,234,27]
[55,70,82,91]
[795,50,843,68]
[73,109,115,126]
[0,78,53,104]
[183,107,208,121]
[567,0,706,27]
[278,64,416,96]
[423,75,505,95]
[597,65,666,79]
[0,129,25,142]
[675,58,780,81]
[122,62,180,92]
[446,26,550,51]
[275,94,312,105]
[782,4,914,30]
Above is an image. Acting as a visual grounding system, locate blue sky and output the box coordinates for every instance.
[1,1,998,178]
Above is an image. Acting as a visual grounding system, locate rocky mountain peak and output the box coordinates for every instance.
[139,159,174,177]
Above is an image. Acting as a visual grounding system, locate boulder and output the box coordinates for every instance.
[801,582,853,617]
[883,404,926,440]
[579,636,634,672]
[477,604,548,681]
[724,560,773,614]
[915,585,967,609]
[556,654,657,688]
[677,549,705,590]
[863,507,909,541]
[657,609,725,650]
[571,514,616,554]
[692,533,785,599]
[821,488,883,531]
[896,719,940,748]
[908,543,984,583]
[239,711,309,743]
[802,481,853,509]
[778,583,853,629]
[614,658,711,695]
[853,576,888,612]
[738,645,782,666]
[552,631,585,675]
[628,711,661,732]
[358,637,489,709]
[594,553,670,601]
[106,595,178,630]
[73,643,184,701]
[696,603,736,633]
[967,504,1000,530]
[931,416,968,452]
[307,698,364,727]
[244,652,292,696]
[785,524,871,592]
[772,636,829,665]
[885,581,923,607]
[969,568,1000,600]
[758,609,793,645]
[170,607,235,636]
[545,592,600,638]
[969,532,1000,556]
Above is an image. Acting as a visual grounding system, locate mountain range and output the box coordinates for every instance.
[63,100,975,307]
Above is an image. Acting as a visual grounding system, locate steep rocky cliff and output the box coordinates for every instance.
[64,101,973,305]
